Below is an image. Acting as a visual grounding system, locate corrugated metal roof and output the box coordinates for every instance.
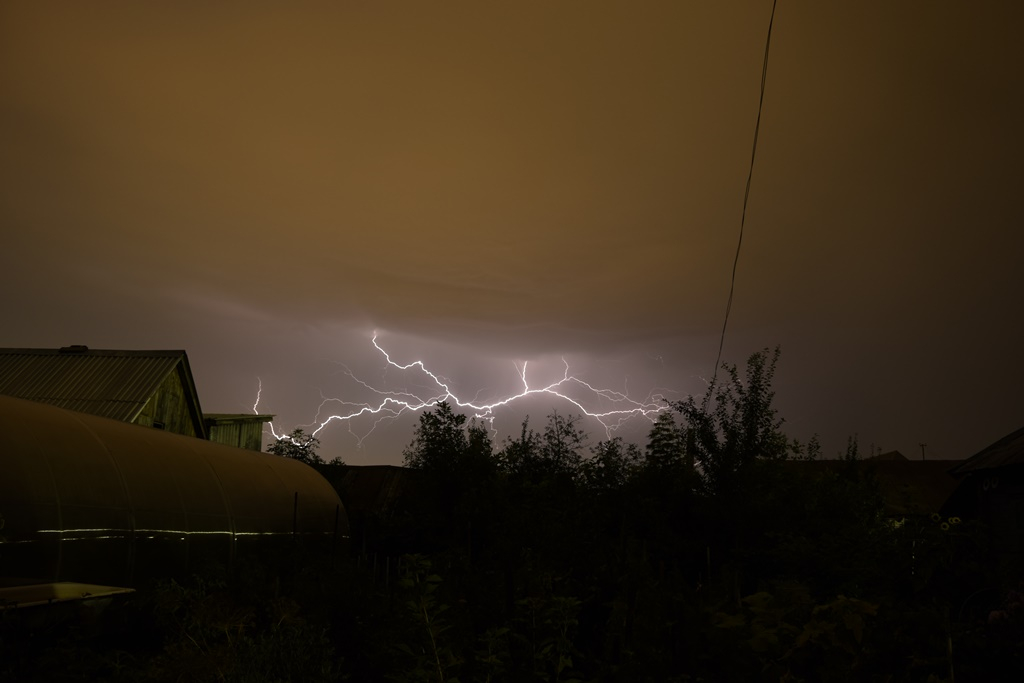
[949,425,1024,476]
[0,348,187,423]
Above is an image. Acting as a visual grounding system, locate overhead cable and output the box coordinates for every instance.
[710,0,778,387]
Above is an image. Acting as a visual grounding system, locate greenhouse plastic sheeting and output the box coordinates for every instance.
[0,395,347,585]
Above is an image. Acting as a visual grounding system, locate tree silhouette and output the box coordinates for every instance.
[267,428,325,466]
[645,411,690,472]
[672,346,791,497]
[581,437,641,494]
[404,401,469,473]
[540,411,587,480]
[403,401,497,554]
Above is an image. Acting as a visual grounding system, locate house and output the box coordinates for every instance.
[0,346,277,451]
[945,426,1024,558]
[205,413,275,452]
[0,346,207,438]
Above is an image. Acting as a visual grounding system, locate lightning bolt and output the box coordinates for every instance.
[253,377,263,415]
[255,333,673,448]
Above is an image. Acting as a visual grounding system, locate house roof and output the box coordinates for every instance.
[948,425,1024,476]
[0,346,204,433]
[203,414,275,424]
[866,450,909,462]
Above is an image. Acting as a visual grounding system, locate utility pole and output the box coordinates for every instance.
[919,443,928,461]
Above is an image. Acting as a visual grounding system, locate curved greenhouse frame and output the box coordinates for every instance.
[0,395,347,585]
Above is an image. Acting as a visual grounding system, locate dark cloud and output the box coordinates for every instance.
[2,1,1022,463]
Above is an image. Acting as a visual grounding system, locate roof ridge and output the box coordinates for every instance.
[0,348,186,356]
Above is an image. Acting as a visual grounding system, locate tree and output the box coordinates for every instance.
[267,428,325,466]
[644,411,689,472]
[540,411,587,481]
[403,401,497,555]
[403,402,498,501]
[497,419,541,480]
[405,401,470,472]
[672,347,792,497]
[403,401,499,483]
[580,437,641,494]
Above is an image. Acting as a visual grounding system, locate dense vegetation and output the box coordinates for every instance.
[2,349,1021,681]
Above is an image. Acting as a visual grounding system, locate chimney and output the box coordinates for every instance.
[59,345,89,353]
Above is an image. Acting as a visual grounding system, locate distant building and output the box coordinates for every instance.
[337,465,419,519]
[860,451,964,517]
[792,451,963,518]
[205,413,275,451]
[335,465,423,553]
[0,346,207,438]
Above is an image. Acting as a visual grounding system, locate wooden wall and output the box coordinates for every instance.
[133,366,201,437]
[207,419,267,451]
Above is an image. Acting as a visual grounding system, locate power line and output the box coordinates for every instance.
[710,0,778,386]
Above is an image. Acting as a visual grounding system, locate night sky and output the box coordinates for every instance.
[2,1,1021,464]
